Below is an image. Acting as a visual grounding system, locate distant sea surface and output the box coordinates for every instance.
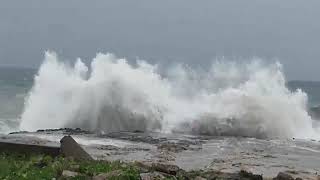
[0,66,320,133]
[0,67,35,133]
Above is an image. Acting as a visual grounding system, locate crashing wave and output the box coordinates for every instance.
[19,52,320,139]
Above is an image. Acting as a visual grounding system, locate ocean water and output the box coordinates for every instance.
[0,67,34,133]
[1,53,320,139]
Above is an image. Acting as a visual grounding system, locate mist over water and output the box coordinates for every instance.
[19,52,320,139]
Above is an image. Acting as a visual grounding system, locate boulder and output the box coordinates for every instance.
[60,136,93,161]
[151,163,180,175]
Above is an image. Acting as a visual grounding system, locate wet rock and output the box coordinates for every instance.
[211,159,226,164]
[37,128,92,134]
[232,162,242,167]
[239,170,263,180]
[62,170,79,177]
[140,172,166,180]
[93,170,123,180]
[60,136,93,161]
[273,172,294,180]
[103,132,167,144]
[97,145,120,151]
[263,154,277,158]
[9,131,29,135]
[157,142,188,153]
[124,146,150,152]
[285,170,299,175]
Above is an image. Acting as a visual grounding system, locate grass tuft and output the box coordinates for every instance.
[0,152,140,180]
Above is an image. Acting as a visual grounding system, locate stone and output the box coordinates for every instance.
[62,170,79,177]
[60,136,93,161]
[92,170,123,180]
[140,172,166,180]
[273,172,294,180]
[151,163,180,175]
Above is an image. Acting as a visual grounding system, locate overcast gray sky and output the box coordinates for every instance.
[0,0,320,80]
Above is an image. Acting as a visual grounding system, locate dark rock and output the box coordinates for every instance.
[232,162,242,167]
[60,136,93,161]
[239,170,263,180]
[103,132,167,144]
[157,142,188,153]
[273,172,294,180]
[38,128,92,134]
[97,145,120,151]
[9,131,29,135]
[263,154,277,158]
[285,170,298,175]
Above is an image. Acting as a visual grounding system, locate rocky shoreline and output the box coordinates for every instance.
[1,128,320,179]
